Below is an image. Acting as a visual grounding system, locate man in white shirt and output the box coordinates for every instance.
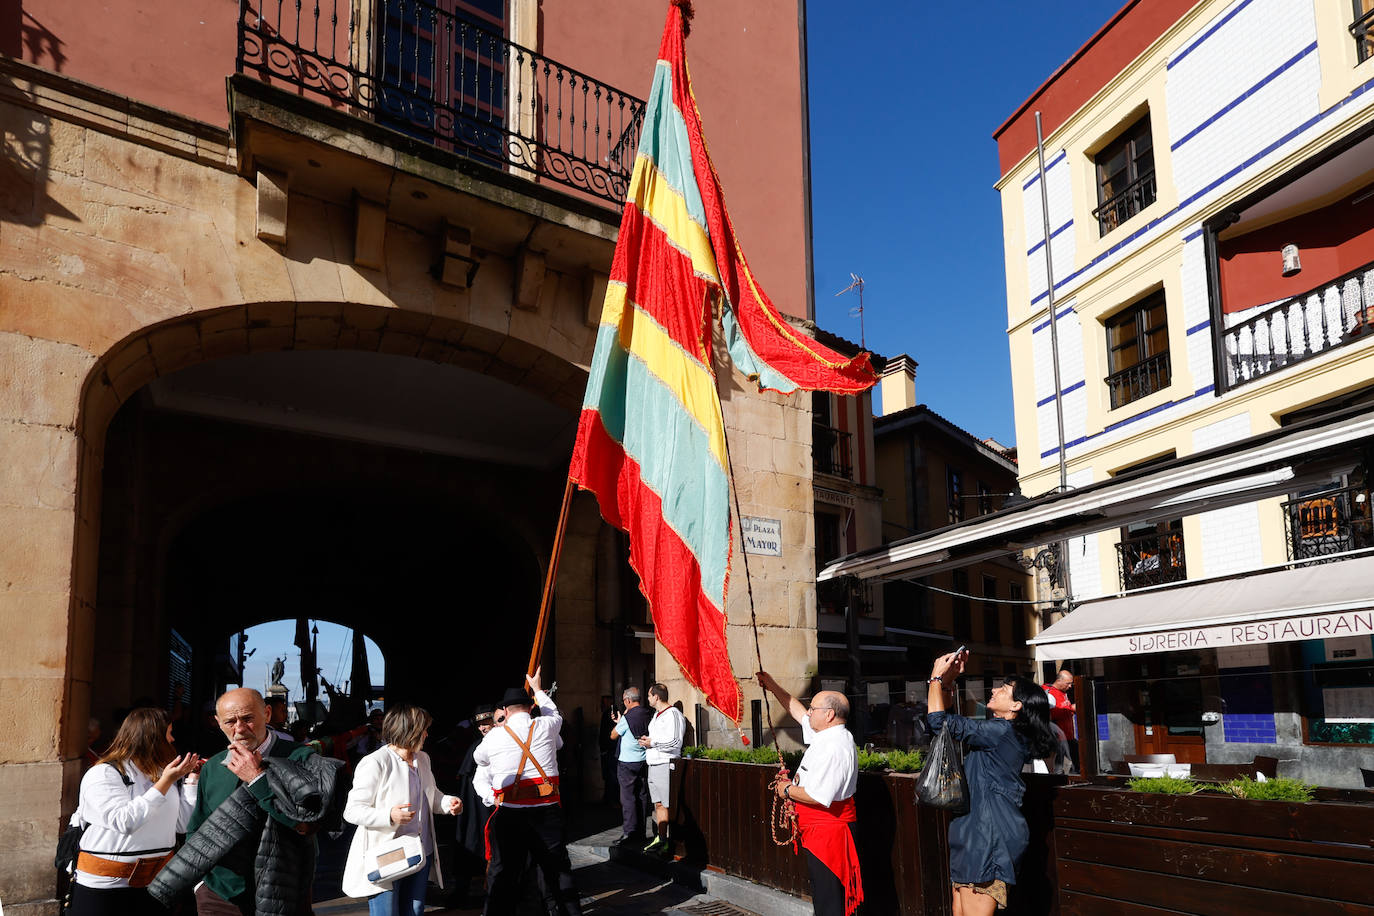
[472,668,583,916]
[757,671,863,916]
[637,683,686,857]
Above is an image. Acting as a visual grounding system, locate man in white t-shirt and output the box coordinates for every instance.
[757,671,863,916]
[636,683,686,857]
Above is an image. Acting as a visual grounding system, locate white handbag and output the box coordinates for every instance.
[364,832,426,886]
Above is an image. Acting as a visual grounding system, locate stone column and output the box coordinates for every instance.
[0,331,97,912]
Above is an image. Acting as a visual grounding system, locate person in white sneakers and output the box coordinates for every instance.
[637,683,686,857]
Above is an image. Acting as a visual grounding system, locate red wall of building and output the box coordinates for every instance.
[3,0,810,319]
[993,0,1195,177]
[1218,187,1374,314]
[3,0,240,127]
[541,0,810,318]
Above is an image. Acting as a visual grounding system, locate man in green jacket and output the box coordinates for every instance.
[190,687,318,916]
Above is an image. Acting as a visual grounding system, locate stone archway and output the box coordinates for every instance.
[58,297,608,806]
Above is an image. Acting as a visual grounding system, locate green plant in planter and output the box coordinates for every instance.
[1222,776,1315,802]
[883,749,925,773]
[685,745,922,773]
[1125,774,1200,795]
[682,746,802,770]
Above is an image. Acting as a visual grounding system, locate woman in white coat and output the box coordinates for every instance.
[343,704,462,916]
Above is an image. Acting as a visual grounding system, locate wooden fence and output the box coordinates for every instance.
[670,759,1374,915]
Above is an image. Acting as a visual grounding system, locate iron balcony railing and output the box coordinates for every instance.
[1220,260,1374,392]
[1094,170,1157,235]
[235,0,644,204]
[813,424,854,480]
[1117,528,1186,590]
[1355,4,1374,63]
[1282,484,1374,561]
[1106,349,1171,410]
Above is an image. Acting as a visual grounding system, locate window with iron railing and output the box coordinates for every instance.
[1105,290,1171,409]
[1282,483,1374,560]
[812,424,853,479]
[235,0,644,204]
[1355,0,1374,63]
[1094,114,1156,235]
[947,468,964,525]
[1117,520,1186,590]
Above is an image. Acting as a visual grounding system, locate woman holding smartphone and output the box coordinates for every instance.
[926,650,1056,915]
[342,705,462,916]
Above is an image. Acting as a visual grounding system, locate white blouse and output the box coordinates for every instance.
[74,763,196,889]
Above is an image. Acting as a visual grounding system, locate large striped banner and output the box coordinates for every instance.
[568,2,877,721]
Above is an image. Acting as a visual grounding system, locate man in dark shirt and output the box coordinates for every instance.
[608,687,651,845]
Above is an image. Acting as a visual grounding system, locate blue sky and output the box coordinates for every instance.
[807,1,1126,446]
[238,619,384,705]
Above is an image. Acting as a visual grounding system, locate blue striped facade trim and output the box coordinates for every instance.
[1021,150,1067,190]
[1170,43,1318,152]
[1029,74,1374,315]
[1027,219,1074,257]
[1036,379,1086,408]
[1031,304,1076,334]
[1168,0,1259,69]
[1039,384,1216,459]
[1183,228,1204,242]
[1186,319,1211,336]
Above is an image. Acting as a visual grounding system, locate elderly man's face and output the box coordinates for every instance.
[217,689,269,751]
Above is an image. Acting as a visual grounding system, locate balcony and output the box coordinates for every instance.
[813,424,854,480]
[1355,4,1374,64]
[1220,261,1374,392]
[1282,484,1374,561]
[1106,350,1171,410]
[1117,528,1186,590]
[1094,170,1156,236]
[236,0,643,205]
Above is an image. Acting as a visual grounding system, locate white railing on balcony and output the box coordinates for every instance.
[1221,263,1374,391]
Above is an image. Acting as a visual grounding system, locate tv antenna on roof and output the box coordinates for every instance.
[834,273,866,348]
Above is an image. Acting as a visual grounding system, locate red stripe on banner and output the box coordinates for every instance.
[663,20,876,395]
[610,203,713,365]
[569,409,741,721]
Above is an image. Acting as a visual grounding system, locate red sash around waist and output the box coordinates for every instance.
[795,796,863,916]
[483,776,562,862]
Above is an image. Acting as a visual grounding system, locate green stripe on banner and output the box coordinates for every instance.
[637,61,708,233]
[583,326,729,607]
[720,305,800,394]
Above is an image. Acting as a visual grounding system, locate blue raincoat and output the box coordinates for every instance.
[925,711,1031,885]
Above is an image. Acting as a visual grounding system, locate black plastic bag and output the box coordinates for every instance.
[914,721,970,815]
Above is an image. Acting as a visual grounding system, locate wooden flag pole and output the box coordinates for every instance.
[526,476,577,690]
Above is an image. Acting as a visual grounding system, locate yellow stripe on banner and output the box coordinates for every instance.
[629,157,719,283]
[601,283,727,472]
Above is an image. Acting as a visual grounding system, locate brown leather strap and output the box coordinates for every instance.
[76,850,174,888]
[497,722,554,805]
[501,722,552,784]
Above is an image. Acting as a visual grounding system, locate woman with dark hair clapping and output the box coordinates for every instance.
[926,651,1057,916]
[70,706,202,915]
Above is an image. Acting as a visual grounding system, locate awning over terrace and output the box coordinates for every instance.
[1027,554,1374,662]
[817,405,1374,583]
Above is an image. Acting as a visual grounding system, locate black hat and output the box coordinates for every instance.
[474,704,494,723]
[500,687,532,708]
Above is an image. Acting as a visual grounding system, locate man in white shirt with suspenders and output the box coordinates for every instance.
[472,668,583,916]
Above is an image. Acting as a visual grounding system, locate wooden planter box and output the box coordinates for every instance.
[1054,785,1374,915]
[672,758,1063,915]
